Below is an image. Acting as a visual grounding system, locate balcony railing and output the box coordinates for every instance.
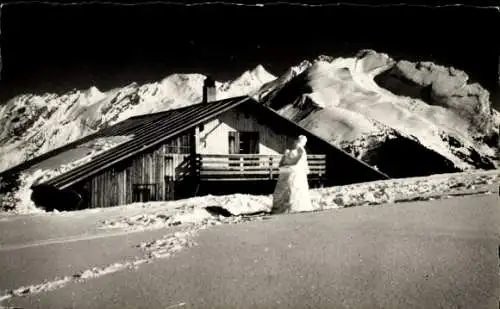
[196,154,326,181]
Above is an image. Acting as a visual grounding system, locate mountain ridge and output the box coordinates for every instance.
[0,50,498,178]
[0,65,276,173]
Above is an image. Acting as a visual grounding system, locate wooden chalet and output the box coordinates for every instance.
[3,78,389,210]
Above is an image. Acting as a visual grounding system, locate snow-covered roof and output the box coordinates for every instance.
[34,96,248,189]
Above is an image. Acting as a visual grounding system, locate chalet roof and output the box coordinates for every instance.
[21,95,389,190]
[0,100,207,178]
[35,96,250,189]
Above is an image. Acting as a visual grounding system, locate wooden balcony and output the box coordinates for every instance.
[195,154,326,182]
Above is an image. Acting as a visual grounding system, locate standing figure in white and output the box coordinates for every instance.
[271,135,314,214]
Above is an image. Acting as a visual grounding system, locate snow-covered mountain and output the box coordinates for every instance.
[252,50,500,177]
[0,50,499,179]
[0,66,277,173]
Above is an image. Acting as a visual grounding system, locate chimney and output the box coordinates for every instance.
[203,76,216,103]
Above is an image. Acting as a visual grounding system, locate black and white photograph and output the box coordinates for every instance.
[0,2,499,308]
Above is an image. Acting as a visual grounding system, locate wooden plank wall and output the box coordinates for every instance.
[85,130,193,208]
[198,108,296,156]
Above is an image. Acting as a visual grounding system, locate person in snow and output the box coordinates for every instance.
[271,135,315,214]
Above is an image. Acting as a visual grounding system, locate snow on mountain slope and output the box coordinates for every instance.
[255,50,500,175]
[1,49,498,180]
[221,64,277,98]
[0,66,276,173]
[278,101,384,143]
[251,60,312,102]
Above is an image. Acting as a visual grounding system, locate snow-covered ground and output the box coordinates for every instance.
[0,169,498,306]
[0,227,201,304]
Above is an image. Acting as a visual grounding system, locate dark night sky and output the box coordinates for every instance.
[1,2,499,105]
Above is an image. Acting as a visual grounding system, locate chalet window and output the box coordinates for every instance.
[228,131,260,154]
[199,124,205,132]
[228,131,260,167]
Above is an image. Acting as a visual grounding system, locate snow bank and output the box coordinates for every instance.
[316,170,499,208]
[98,170,499,232]
[137,230,199,259]
[99,194,272,231]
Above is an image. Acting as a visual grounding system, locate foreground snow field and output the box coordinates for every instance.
[0,169,498,306]
[1,188,499,309]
